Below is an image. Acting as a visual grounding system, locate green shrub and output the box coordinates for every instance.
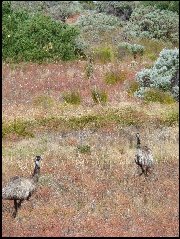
[162,110,179,126]
[140,1,179,13]
[93,46,115,63]
[91,88,108,104]
[118,42,144,60]
[124,6,179,44]
[77,144,91,154]
[135,48,179,101]
[2,3,80,62]
[143,88,175,104]
[104,70,126,85]
[10,1,83,22]
[127,81,140,96]
[63,91,81,105]
[96,1,136,20]
[33,95,54,108]
[2,119,34,138]
[75,13,122,46]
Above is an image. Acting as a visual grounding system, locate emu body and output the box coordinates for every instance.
[2,156,42,218]
[135,133,153,176]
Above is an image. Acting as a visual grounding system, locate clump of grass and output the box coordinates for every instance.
[2,119,34,139]
[33,95,54,108]
[144,88,175,104]
[139,38,173,61]
[62,91,81,105]
[93,46,114,64]
[77,144,91,154]
[104,70,126,85]
[91,88,108,105]
[160,110,179,126]
[127,81,140,96]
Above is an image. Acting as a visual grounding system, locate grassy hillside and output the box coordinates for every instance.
[2,1,179,237]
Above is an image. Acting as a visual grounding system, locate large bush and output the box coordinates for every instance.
[2,2,80,62]
[140,1,179,13]
[96,1,136,21]
[10,1,83,22]
[135,48,179,100]
[75,12,122,46]
[123,6,179,44]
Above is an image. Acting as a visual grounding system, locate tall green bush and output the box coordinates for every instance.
[2,2,80,62]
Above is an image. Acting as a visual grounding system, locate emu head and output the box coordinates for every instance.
[34,156,42,168]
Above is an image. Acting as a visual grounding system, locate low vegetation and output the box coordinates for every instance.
[2,1,179,237]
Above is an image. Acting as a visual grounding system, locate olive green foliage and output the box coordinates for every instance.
[118,42,144,60]
[33,95,54,108]
[2,119,34,138]
[91,88,108,104]
[62,91,81,105]
[141,1,179,13]
[93,46,115,63]
[124,6,179,44]
[127,81,140,96]
[104,70,126,85]
[96,1,136,20]
[143,88,175,104]
[77,144,91,154]
[79,1,96,10]
[2,2,80,62]
[10,1,83,22]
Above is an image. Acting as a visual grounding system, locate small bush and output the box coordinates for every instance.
[143,88,175,104]
[63,91,81,105]
[138,38,173,60]
[104,70,126,85]
[91,88,108,104]
[75,12,122,46]
[140,1,179,14]
[93,46,115,63]
[96,1,136,20]
[33,95,54,108]
[162,110,179,126]
[118,42,144,60]
[127,81,140,96]
[77,144,91,154]
[2,119,34,139]
[135,48,179,100]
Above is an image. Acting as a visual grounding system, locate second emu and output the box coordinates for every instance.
[135,133,154,176]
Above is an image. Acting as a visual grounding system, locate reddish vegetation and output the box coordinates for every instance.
[2,61,142,107]
[2,61,179,237]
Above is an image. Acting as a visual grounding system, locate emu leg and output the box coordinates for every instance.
[27,192,32,201]
[12,199,18,218]
[17,199,24,209]
[139,166,144,176]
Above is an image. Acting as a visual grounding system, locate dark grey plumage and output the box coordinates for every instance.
[135,133,153,176]
[2,156,42,218]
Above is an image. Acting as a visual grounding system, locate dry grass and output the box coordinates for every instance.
[2,126,179,237]
[2,60,179,237]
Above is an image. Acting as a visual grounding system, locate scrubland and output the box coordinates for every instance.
[2,59,179,237]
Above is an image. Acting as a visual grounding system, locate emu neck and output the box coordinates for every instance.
[32,164,40,183]
[137,136,141,149]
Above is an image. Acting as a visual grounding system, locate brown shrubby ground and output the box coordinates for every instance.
[2,59,179,237]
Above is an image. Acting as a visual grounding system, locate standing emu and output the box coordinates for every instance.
[2,156,42,218]
[135,133,153,176]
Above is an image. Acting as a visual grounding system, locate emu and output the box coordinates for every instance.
[2,156,42,218]
[135,133,153,176]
